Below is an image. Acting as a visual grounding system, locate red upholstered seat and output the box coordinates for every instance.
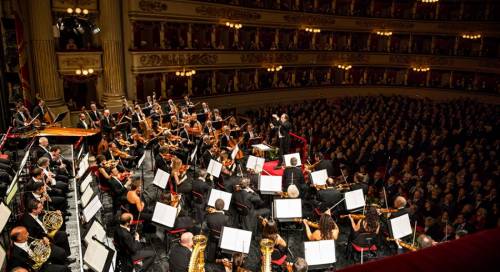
[272,255,288,266]
[352,243,377,252]
[167,228,186,235]
[0,154,9,160]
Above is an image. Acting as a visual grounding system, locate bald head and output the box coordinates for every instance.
[180,232,194,249]
[39,137,48,147]
[10,226,28,243]
[120,213,133,226]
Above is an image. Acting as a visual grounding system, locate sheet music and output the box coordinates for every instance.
[80,174,93,193]
[251,143,272,151]
[345,189,365,210]
[152,169,170,189]
[152,202,177,227]
[231,144,240,160]
[207,159,222,178]
[190,145,198,162]
[246,155,265,173]
[84,239,112,272]
[6,182,18,205]
[304,240,336,266]
[81,186,94,208]
[390,213,412,239]
[19,150,30,170]
[208,189,232,210]
[77,146,84,161]
[310,169,328,186]
[274,198,302,219]
[220,227,252,254]
[84,220,106,245]
[78,153,89,178]
[258,175,282,193]
[284,153,302,166]
[0,244,5,271]
[0,203,11,233]
[136,153,146,169]
[83,196,102,223]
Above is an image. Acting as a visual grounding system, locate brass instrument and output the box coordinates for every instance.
[260,238,275,272]
[29,238,51,270]
[43,211,63,239]
[314,183,351,191]
[188,234,208,272]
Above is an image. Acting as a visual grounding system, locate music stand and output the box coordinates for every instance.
[0,203,11,233]
[81,186,95,208]
[258,174,282,195]
[83,219,106,245]
[390,213,413,240]
[284,153,302,167]
[219,226,252,254]
[53,111,68,123]
[304,240,336,270]
[0,244,6,272]
[344,189,365,211]
[208,189,232,210]
[152,168,170,190]
[152,202,178,228]
[84,238,115,272]
[273,198,302,222]
[83,195,103,223]
[246,155,265,173]
[310,169,328,186]
[80,173,94,193]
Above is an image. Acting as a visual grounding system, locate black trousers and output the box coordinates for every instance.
[132,248,155,271]
[49,243,69,264]
[278,137,290,164]
[52,230,71,255]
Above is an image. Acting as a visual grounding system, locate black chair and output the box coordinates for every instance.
[348,232,379,262]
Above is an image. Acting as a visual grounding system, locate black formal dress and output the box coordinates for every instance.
[9,242,69,272]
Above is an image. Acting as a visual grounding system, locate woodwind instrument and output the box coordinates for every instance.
[260,239,275,272]
[188,235,207,272]
[386,237,418,252]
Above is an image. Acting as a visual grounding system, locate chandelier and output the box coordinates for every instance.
[412,66,430,72]
[376,31,393,36]
[175,68,196,77]
[75,68,94,75]
[266,65,283,72]
[225,22,242,29]
[305,27,321,33]
[419,0,439,3]
[337,65,352,70]
[461,34,481,40]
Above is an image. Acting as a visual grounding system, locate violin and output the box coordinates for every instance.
[386,237,418,252]
[295,218,320,229]
[110,146,130,159]
[206,207,217,214]
[378,208,398,213]
[118,138,135,148]
[160,153,176,161]
[179,164,189,174]
[223,159,234,167]
[340,214,366,220]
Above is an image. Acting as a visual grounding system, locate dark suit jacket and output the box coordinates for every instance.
[89,110,101,122]
[155,154,171,173]
[34,146,50,160]
[201,150,216,169]
[113,225,141,255]
[169,244,192,272]
[131,112,142,128]
[282,166,304,190]
[100,116,114,134]
[220,135,231,150]
[22,213,47,239]
[109,177,127,197]
[316,160,335,177]
[271,118,291,141]
[8,244,35,270]
[233,189,262,210]
[14,112,28,127]
[76,120,89,129]
[206,212,228,235]
[192,178,211,200]
[33,105,45,120]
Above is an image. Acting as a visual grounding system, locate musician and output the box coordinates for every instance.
[13,105,30,128]
[45,146,73,181]
[271,113,291,169]
[76,113,90,129]
[155,146,172,173]
[242,124,257,147]
[132,105,147,131]
[233,178,270,232]
[167,99,177,115]
[192,169,212,223]
[126,177,153,222]
[30,168,63,197]
[291,257,308,272]
[184,95,195,108]
[417,234,437,249]
[283,157,305,195]
[109,167,131,208]
[261,218,287,255]
[389,196,410,219]
[113,213,155,271]
[9,226,70,271]
[170,115,180,131]
[169,232,195,272]
[220,126,233,152]
[313,153,335,177]
[204,120,217,137]
[101,109,116,137]
[348,207,380,247]
[34,137,51,159]
[303,210,339,241]
[316,179,343,212]
[212,109,223,122]
[189,113,203,134]
[143,95,154,116]
[172,157,191,194]
[32,99,46,123]
[201,102,210,113]
[200,135,212,157]
[88,102,101,127]
[37,157,69,194]
[228,116,239,131]
[202,145,218,169]
[22,200,73,258]
[205,198,229,262]
[25,181,68,215]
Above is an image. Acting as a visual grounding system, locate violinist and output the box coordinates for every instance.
[155,146,172,174]
[220,126,233,152]
[132,105,147,132]
[212,109,223,122]
[348,207,380,248]
[109,142,136,168]
[200,135,212,156]
[316,177,343,211]
[204,198,229,262]
[126,177,153,222]
[169,115,180,131]
[303,209,339,241]
[261,218,287,268]
[32,99,46,124]
[204,120,216,138]
[312,152,334,178]
[201,145,218,169]
[171,158,191,194]
[228,116,239,131]
[188,113,203,135]
[242,124,257,150]
[109,167,131,209]
[13,104,32,128]
[388,196,410,219]
[167,99,177,115]
[184,95,195,109]
[96,155,113,186]
[89,102,102,128]
[220,150,236,176]
[143,95,154,116]
[233,178,270,232]
[201,102,210,113]
[130,128,146,160]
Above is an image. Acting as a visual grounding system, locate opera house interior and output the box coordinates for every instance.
[0,0,499,271]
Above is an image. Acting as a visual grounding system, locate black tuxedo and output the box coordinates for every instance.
[9,243,69,271]
[100,116,114,135]
[201,150,216,169]
[205,211,229,262]
[89,110,101,122]
[155,154,171,173]
[131,112,143,129]
[233,189,269,232]
[219,134,231,151]
[316,159,335,177]
[77,120,89,129]
[282,166,305,191]
[33,105,45,121]
[272,118,291,164]
[22,213,71,255]
[14,111,28,127]
[169,244,192,272]
[113,226,155,270]
[34,146,50,160]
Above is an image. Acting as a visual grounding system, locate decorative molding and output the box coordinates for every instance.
[240,53,299,64]
[195,5,261,20]
[51,0,97,11]
[57,52,102,72]
[283,14,335,25]
[355,20,414,29]
[317,52,369,63]
[138,53,218,67]
[138,0,168,13]
[389,55,452,66]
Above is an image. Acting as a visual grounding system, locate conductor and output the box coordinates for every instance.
[271,113,291,169]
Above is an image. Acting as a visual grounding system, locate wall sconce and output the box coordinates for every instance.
[75,68,94,75]
[376,31,393,36]
[175,68,196,77]
[461,34,481,40]
[225,22,242,29]
[266,65,283,72]
[412,67,430,72]
[419,0,439,3]
[337,65,352,70]
[305,27,321,33]
[67,7,89,15]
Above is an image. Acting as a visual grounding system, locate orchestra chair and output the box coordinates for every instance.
[233,201,250,227]
[348,232,379,263]
[112,240,144,272]
[164,227,187,253]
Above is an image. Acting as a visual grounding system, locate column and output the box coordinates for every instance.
[390,0,396,17]
[387,36,391,52]
[479,37,484,57]
[274,29,280,47]
[484,1,490,19]
[331,0,337,14]
[435,2,440,19]
[347,33,352,50]
[100,0,126,106]
[329,33,334,49]
[273,71,279,87]
[211,71,217,94]
[383,69,388,84]
[449,71,454,88]
[412,1,417,19]
[369,0,374,16]
[254,69,260,88]
[454,36,459,55]
[159,22,165,49]
[255,28,260,48]
[408,34,412,53]
[211,26,217,48]
[426,70,431,87]
[187,24,193,49]
[234,70,239,92]
[326,68,331,82]
[367,33,372,50]
[404,69,409,86]
[161,73,167,98]
[291,69,296,86]
[311,33,317,49]
[431,36,435,54]
[187,77,193,95]
[314,0,319,10]
[350,0,356,15]
[96,75,104,104]
[293,30,299,47]
[363,68,368,84]
[459,0,465,20]
[473,72,479,90]
[130,20,136,49]
[28,0,66,108]
[234,29,239,44]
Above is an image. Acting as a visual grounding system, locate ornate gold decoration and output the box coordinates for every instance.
[317,53,368,63]
[283,14,335,25]
[355,20,414,29]
[389,55,451,66]
[195,6,261,20]
[58,53,101,71]
[52,0,97,11]
[241,53,298,64]
[138,0,168,12]
[139,53,218,67]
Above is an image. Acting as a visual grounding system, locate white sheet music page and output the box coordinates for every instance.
[81,186,94,208]
[345,189,365,210]
[83,196,102,223]
[220,227,252,254]
[390,213,412,239]
[152,202,177,227]
[0,203,11,233]
[152,169,170,189]
[84,239,110,272]
[0,244,6,271]
[246,155,265,173]
[80,174,93,193]
[231,144,239,160]
[208,189,232,210]
[259,175,282,193]
[274,198,302,219]
[304,240,336,266]
[252,143,272,151]
[207,159,222,178]
[284,153,302,166]
[310,169,328,186]
[84,221,106,245]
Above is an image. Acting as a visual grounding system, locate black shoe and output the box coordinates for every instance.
[66,257,77,264]
[64,212,72,217]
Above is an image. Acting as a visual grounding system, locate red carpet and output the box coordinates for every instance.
[262,160,284,176]
[339,228,500,272]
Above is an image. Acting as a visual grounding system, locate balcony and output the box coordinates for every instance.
[56,51,103,75]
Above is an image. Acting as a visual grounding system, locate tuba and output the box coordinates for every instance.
[188,234,207,272]
[260,238,275,272]
[29,238,51,270]
[43,211,63,239]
